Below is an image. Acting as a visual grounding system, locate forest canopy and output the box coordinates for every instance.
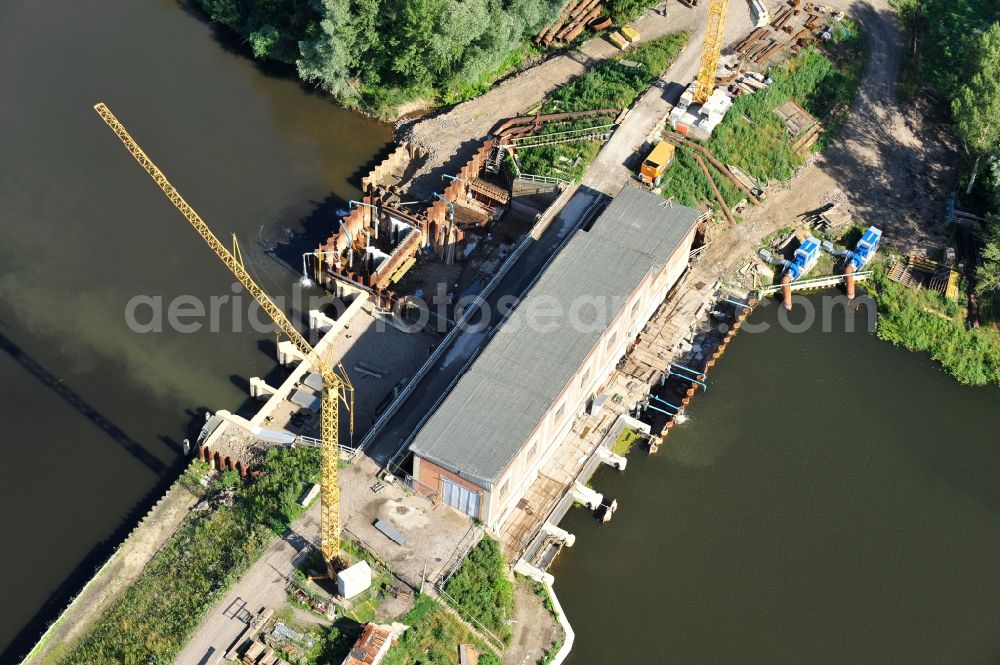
[197,0,566,115]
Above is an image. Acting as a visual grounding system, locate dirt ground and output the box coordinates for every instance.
[792,0,958,254]
[398,5,707,199]
[680,0,957,287]
[504,580,563,665]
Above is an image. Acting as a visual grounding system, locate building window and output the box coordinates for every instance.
[606,331,618,351]
[555,402,565,421]
[579,367,591,389]
[527,439,538,461]
[498,480,509,498]
[630,299,641,321]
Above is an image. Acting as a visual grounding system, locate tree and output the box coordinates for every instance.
[952,23,1000,193]
[297,0,358,103]
[976,214,1000,297]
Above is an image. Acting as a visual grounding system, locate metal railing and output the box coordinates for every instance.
[757,270,874,295]
[295,435,363,460]
[516,172,574,186]
[509,123,617,149]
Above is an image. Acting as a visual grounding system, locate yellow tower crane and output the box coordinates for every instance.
[93,102,352,576]
[692,0,731,105]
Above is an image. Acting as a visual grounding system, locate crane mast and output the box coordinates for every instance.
[93,102,348,574]
[693,0,731,105]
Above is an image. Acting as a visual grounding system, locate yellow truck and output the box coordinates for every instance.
[640,140,675,185]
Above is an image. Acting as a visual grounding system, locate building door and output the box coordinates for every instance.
[441,478,480,519]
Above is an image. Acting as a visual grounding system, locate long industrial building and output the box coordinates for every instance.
[409,187,704,529]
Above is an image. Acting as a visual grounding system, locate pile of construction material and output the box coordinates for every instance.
[730,0,830,68]
[534,0,610,47]
[726,71,771,96]
[803,201,851,231]
[774,99,823,152]
[608,25,639,50]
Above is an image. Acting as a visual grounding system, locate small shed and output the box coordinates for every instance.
[338,561,373,599]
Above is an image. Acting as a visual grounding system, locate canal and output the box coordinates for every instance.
[554,294,1000,664]
[0,0,391,658]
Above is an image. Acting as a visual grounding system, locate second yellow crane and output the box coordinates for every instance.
[94,102,352,576]
[693,0,731,105]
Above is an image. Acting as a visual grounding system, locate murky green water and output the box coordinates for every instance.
[554,294,1000,665]
[0,0,390,656]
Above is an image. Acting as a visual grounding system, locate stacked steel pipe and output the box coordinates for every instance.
[535,0,608,47]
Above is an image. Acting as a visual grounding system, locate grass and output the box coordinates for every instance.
[382,595,497,665]
[608,0,661,24]
[611,427,644,455]
[516,32,689,179]
[661,25,865,210]
[442,537,514,644]
[59,447,321,664]
[869,260,1000,386]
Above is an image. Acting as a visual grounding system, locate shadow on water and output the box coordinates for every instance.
[0,331,169,474]
[0,328,218,661]
[265,136,404,276]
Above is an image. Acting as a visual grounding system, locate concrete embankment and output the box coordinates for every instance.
[24,481,199,665]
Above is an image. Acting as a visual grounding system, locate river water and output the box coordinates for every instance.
[3,2,999,663]
[0,0,390,657]
[554,295,1000,664]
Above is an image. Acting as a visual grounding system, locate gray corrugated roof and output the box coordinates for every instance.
[409,189,702,488]
[587,186,705,269]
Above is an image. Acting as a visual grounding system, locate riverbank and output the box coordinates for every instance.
[867,256,1000,386]
[24,476,201,665]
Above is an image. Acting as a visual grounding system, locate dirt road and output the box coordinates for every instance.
[798,0,957,252]
[398,6,704,198]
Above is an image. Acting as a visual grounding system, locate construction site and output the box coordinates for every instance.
[24,0,975,661]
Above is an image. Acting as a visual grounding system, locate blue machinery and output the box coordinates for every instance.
[783,236,821,280]
[758,235,821,280]
[822,226,882,271]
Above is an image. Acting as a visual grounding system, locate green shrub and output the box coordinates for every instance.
[60,447,320,664]
[608,0,660,24]
[383,595,489,665]
[662,39,864,210]
[870,265,1000,386]
[518,33,688,179]
[443,537,514,644]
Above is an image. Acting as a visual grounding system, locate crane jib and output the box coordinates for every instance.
[93,102,347,569]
